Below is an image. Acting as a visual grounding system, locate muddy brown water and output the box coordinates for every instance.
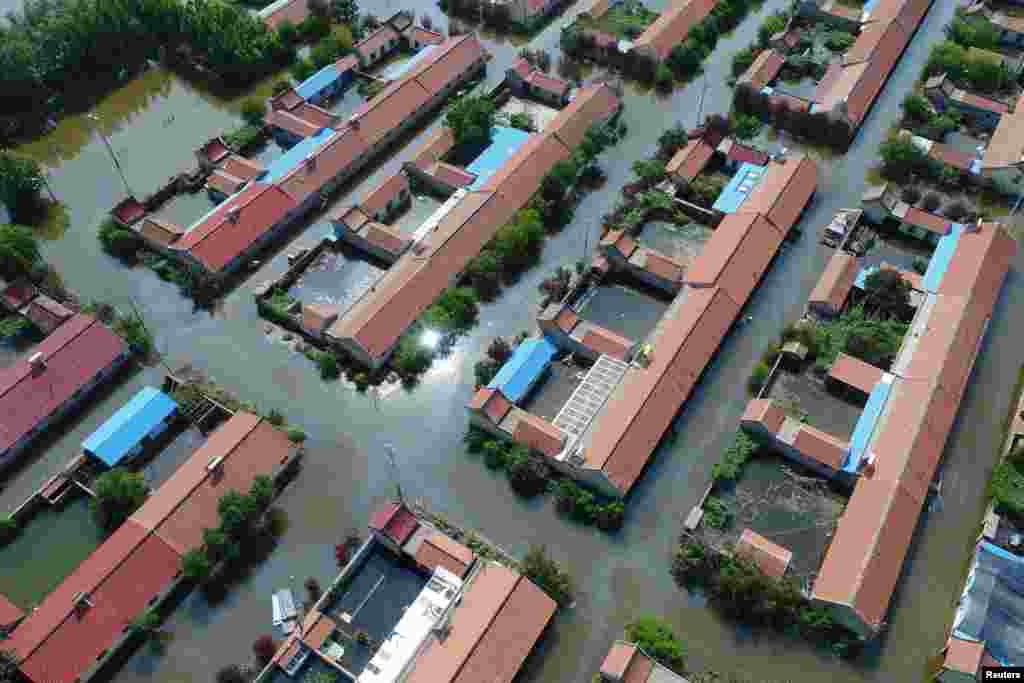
[2,0,1021,681]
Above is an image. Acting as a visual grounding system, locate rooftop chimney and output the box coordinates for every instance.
[227,207,241,224]
[28,351,46,373]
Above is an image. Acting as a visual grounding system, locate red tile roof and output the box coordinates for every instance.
[361,173,409,217]
[363,223,410,255]
[138,217,185,247]
[902,207,951,236]
[601,642,637,679]
[408,34,485,96]
[414,532,475,578]
[220,154,264,181]
[937,222,1016,313]
[265,108,322,139]
[633,0,718,61]
[583,287,742,493]
[601,228,637,258]
[405,564,556,683]
[546,83,620,150]
[368,502,420,546]
[270,89,304,112]
[725,142,770,167]
[111,197,146,226]
[944,637,985,675]
[741,398,785,433]
[481,134,571,210]
[260,0,310,29]
[844,21,899,65]
[829,353,884,395]
[24,296,72,335]
[740,49,785,90]
[279,128,370,202]
[928,142,974,172]
[206,169,247,197]
[197,139,230,166]
[173,183,298,273]
[666,138,715,182]
[867,0,931,31]
[513,413,566,457]
[411,27,445,46]
[410,127,456,169]
[0,593,24,626]
[430,161,477,188]
[0,314,126,458]
[808,251,858,314]
[737,528,792,579]
[469,387,513,422]
[685,212,784,305]
[2,281,35,310]
[511,57,533,80]
[581,326,633,361]
[959,90,1010,115]
[351,79,433,147]
[741,156,818,234]
[792,424,849,471]
[302,303,340,334]
[527,71,570,98]
[18,529,180,683]
[355,25,400,62]
[641,248,686,284]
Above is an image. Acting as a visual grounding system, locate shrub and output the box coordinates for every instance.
[483,440,509,469]
[901,186,922,205]
[912,256,929,275]
[253,635,278,665]
[465,251,502,301]
[747,361,771,395]
[240,98,265,127]
[463,427,491,453]
[922,192,941,212]
[655,64,675,91]
[521,545,574,606]
[711,432,758,482]
[824,31,855,52]
[276,20,298,46]
[731,46,756,77]
[98,219,141,262]
[733,113,762,141]
[92,468,148,531]
[315,351,341,380]
[901,94,931,124]
[474,358,499,387]
[594,501,625,531]
[181,548,212,581]
[509,111,534,132]
[267,409,285,426]
[506,453,549,498]
[305,576,322,604]
[757,13,787,47]
[702,496,732,529]
[425,287,478,334]
[0,517,18,546]
[487,336,513,364]
[624,617,686,674]
[271,79,291,96]
[287,428,307,443]
[290,57,317,83]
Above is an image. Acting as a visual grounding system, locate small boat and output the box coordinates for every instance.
[272,589,298,634]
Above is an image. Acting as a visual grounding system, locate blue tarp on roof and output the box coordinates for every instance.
[258,127,336,185]
[295,63,340,101]
[922,223,964,293]
[380,44,439,81]
[952,540,1024,665]
[467,126,532,190]
[843,374,893,473]
[82,387,178,467]
[712,162,766,214]
[486,337,558,404]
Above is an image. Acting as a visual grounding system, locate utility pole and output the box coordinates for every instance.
[88,114,134,198]
[695,74,708,128]
[384,443,406,506]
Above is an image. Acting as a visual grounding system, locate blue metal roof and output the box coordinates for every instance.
[922,223,964,293]
[843,374,893,473]
[83,387,178,467]
[295,63,341,101]
[712,162,766,214]
[257,127,337,185]
[467,127,532,190]
[380,44,439,82]
[486,337,558,404]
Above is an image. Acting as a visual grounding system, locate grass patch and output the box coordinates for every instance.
[577,1,658,38]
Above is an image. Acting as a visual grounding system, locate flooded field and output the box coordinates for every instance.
[637,220,713,262]
[5,0,1023,681]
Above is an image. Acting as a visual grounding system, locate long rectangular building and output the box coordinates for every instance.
[5,412,297,683]
[325,84,622,368]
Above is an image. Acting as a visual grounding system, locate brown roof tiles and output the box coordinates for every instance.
[829,353,884,395]
[737,528,792,579]
[666,138,715,182]
[741,156,817,234]
[809,251,858,314]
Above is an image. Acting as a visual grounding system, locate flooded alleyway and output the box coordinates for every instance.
[2,0,1020,681]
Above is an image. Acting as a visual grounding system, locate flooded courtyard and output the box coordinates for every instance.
[2,0,1022,681]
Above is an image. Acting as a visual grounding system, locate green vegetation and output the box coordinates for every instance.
[733,113,762,141]
[0,517,19,547]
[260,289,298,327]
[0,153,46,224]
[508,111,535,132]
[521,544,574,606]
[0,224,41,280]
[946,14,1001,51]
[223,123,265,152]
[900,94,960,139]
[879,135,940,181]
[98,218,143,262]
[991,446,1024,519]
[624,616,686,674]
[240,98,266,127]
[731,47,756,78]
[747,361,771,395]
[702,496,733,530]
[464,428,626,530]
[92,468,149,531]
[287,428,307,443]
[310,25,354,69]
[0,0,295,140]
[312,350,341,380]
[576,0,658,39]
[711,431,759,483]
[824,31,855,52]
[0,316,31,339]
[862,268,910,318]
[685,174,728,206]
[757,13,787,47]
[473,336,514,388]
[672,536,861,656]
[733,84,853,150]
[445,94,497,149]
[423,287,479,336]
[112,309,155,355]
[813,305,909,371]
[926,40,1012,93]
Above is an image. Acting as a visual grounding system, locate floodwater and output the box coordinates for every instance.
[637,220,713,262]
[289,244,388,310]
[577,283,671,341]
[3,0,1022,681]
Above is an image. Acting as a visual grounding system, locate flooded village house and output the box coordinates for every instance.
[469,153,819,498]
[260,502,556,683]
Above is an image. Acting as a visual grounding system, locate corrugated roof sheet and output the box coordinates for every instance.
[685,212,783,305]
[740,49,785,90]
[415,532,475,578]
[601,641,637,678]
[0,314,126,458]
[82,387,177,467]
[737,528,792,578]
[829,353,884,396]
[809,251,858,313]
[666,139,715,182]
[513,413,566,458]
[792,424,850,471]
[741,156,817,234]
[741,398,785,433]
[486,338,558,404]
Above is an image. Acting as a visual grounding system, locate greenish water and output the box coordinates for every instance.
[0,494,104,610]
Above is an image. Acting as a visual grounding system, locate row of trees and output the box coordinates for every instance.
[733,83,853,151]
[0,0,294,139]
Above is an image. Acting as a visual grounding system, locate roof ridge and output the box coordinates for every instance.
[0,315,96,400]
[447,566,523,682]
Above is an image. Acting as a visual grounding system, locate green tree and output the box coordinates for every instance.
[240,98,265,126]
[879,137,935,180]
[0,224,40,279]
[181,548,212,581]
[521,544,574,606]
[0,316,30,339]
[0,153,44,224]
[967,58,1009,93]
[491,209,544,272]
[203,527,239,564]
[863,268,910,318]
[625,616,686,674]
[218,489,259,539]
[731,46,756,78]
[757,13,786,47]
[655,63,675,90]
[506,452,549,498]
[92,468,148,531]
[98,219,141,262]
[632,159,666,182]
[0,649,18,682]
[249,475,275,512]
[445,95,497,148]
[542,159,578,201]
[425,287,479,333]
[331,0,359,25]
[947,16,1000,50]
[508,112,534,132]
[926,41,967,79]
[901,94,931,123]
